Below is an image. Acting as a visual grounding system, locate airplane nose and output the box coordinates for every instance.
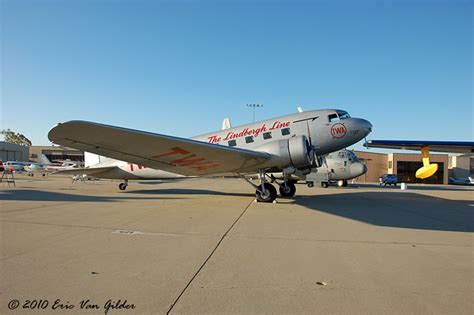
[350,162,368,177]
[360,119,373,136]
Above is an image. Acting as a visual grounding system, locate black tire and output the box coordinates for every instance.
[119,183,127,191]
[321,182,329,188]
[342,180,348,187]
[279,182,296,197]
[307,181,314,188]
[256,183,277,202]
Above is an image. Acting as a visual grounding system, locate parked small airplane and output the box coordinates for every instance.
[24,155,83,175]
[365,140,474,179]
[23,162,48,176]
[41,154,84,168]
[49,109,372,202]
[305,149,367,188]
[2,161,30,172]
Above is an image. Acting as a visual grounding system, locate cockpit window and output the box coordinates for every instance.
[336,110,351,120]
[328,114,339,122]
[338,151,347,159]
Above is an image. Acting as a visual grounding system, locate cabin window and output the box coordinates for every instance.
[228,140,237,147]
[281,128,291,136]
[263,132,272,140]
[328,114,339,122]
[245,136,254,143]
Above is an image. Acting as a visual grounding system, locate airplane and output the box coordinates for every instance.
[2,161,30,172]
[23,162,48,176]
[305,149,368,188]
[58,117,367,190]
[23,155,83,176]
[41,154,84,168]
[364,140,474,179]
[48,109,372,202]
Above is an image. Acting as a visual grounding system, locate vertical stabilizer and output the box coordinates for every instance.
[41,154,52,165]
[84,152,119,167]
[84,152,101,167]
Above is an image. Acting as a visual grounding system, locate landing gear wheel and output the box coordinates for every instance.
[307,181,314,188]
[321,182,329,188]
[279,181,296,197]
[256,183,277,203]
[119,183,128,191]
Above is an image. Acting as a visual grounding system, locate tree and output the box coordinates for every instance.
[1,129,32,146]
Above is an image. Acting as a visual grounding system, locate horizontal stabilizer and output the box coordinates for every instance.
[52,166,117,176]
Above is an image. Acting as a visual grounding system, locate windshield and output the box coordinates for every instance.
[337,151,347,159]
[336,110,351,119]
[348,151,358,161]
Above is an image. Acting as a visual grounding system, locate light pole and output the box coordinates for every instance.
[246,104,263,123]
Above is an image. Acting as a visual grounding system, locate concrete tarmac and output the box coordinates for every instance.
[1,175,472,314]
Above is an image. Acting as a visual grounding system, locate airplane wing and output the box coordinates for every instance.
[48,121,272,176]
[364,140,474,154]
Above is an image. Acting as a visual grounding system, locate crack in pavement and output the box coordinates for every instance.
[166,198,254,314]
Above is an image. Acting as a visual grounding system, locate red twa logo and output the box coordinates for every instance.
[331,123,347,138]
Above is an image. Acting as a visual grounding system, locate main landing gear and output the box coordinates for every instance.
[278,180,296,197]
[242,170,297,203]
[119,179,128,191]
[256,182,277,203]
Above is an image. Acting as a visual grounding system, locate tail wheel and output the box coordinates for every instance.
[279,181,296,197]
[256,183,277,203]
[119,183,127,191]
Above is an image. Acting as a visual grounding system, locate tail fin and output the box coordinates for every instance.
[84,152,118,167]
[41,154,52,164]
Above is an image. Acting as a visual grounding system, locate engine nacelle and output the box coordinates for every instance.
[254,135,314,170]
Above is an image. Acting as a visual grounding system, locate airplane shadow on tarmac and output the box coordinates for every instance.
[295,191,473,233]
[129,187,474,233]
[0,189,180,202]
[128,189,252,197]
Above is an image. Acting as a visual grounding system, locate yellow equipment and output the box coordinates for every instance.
[415,145,438,179]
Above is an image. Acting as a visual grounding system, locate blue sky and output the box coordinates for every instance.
[1,0,472,150]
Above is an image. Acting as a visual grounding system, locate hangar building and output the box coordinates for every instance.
[29,146,84,163]
[354,151,450,185]
[0,142,29,162]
